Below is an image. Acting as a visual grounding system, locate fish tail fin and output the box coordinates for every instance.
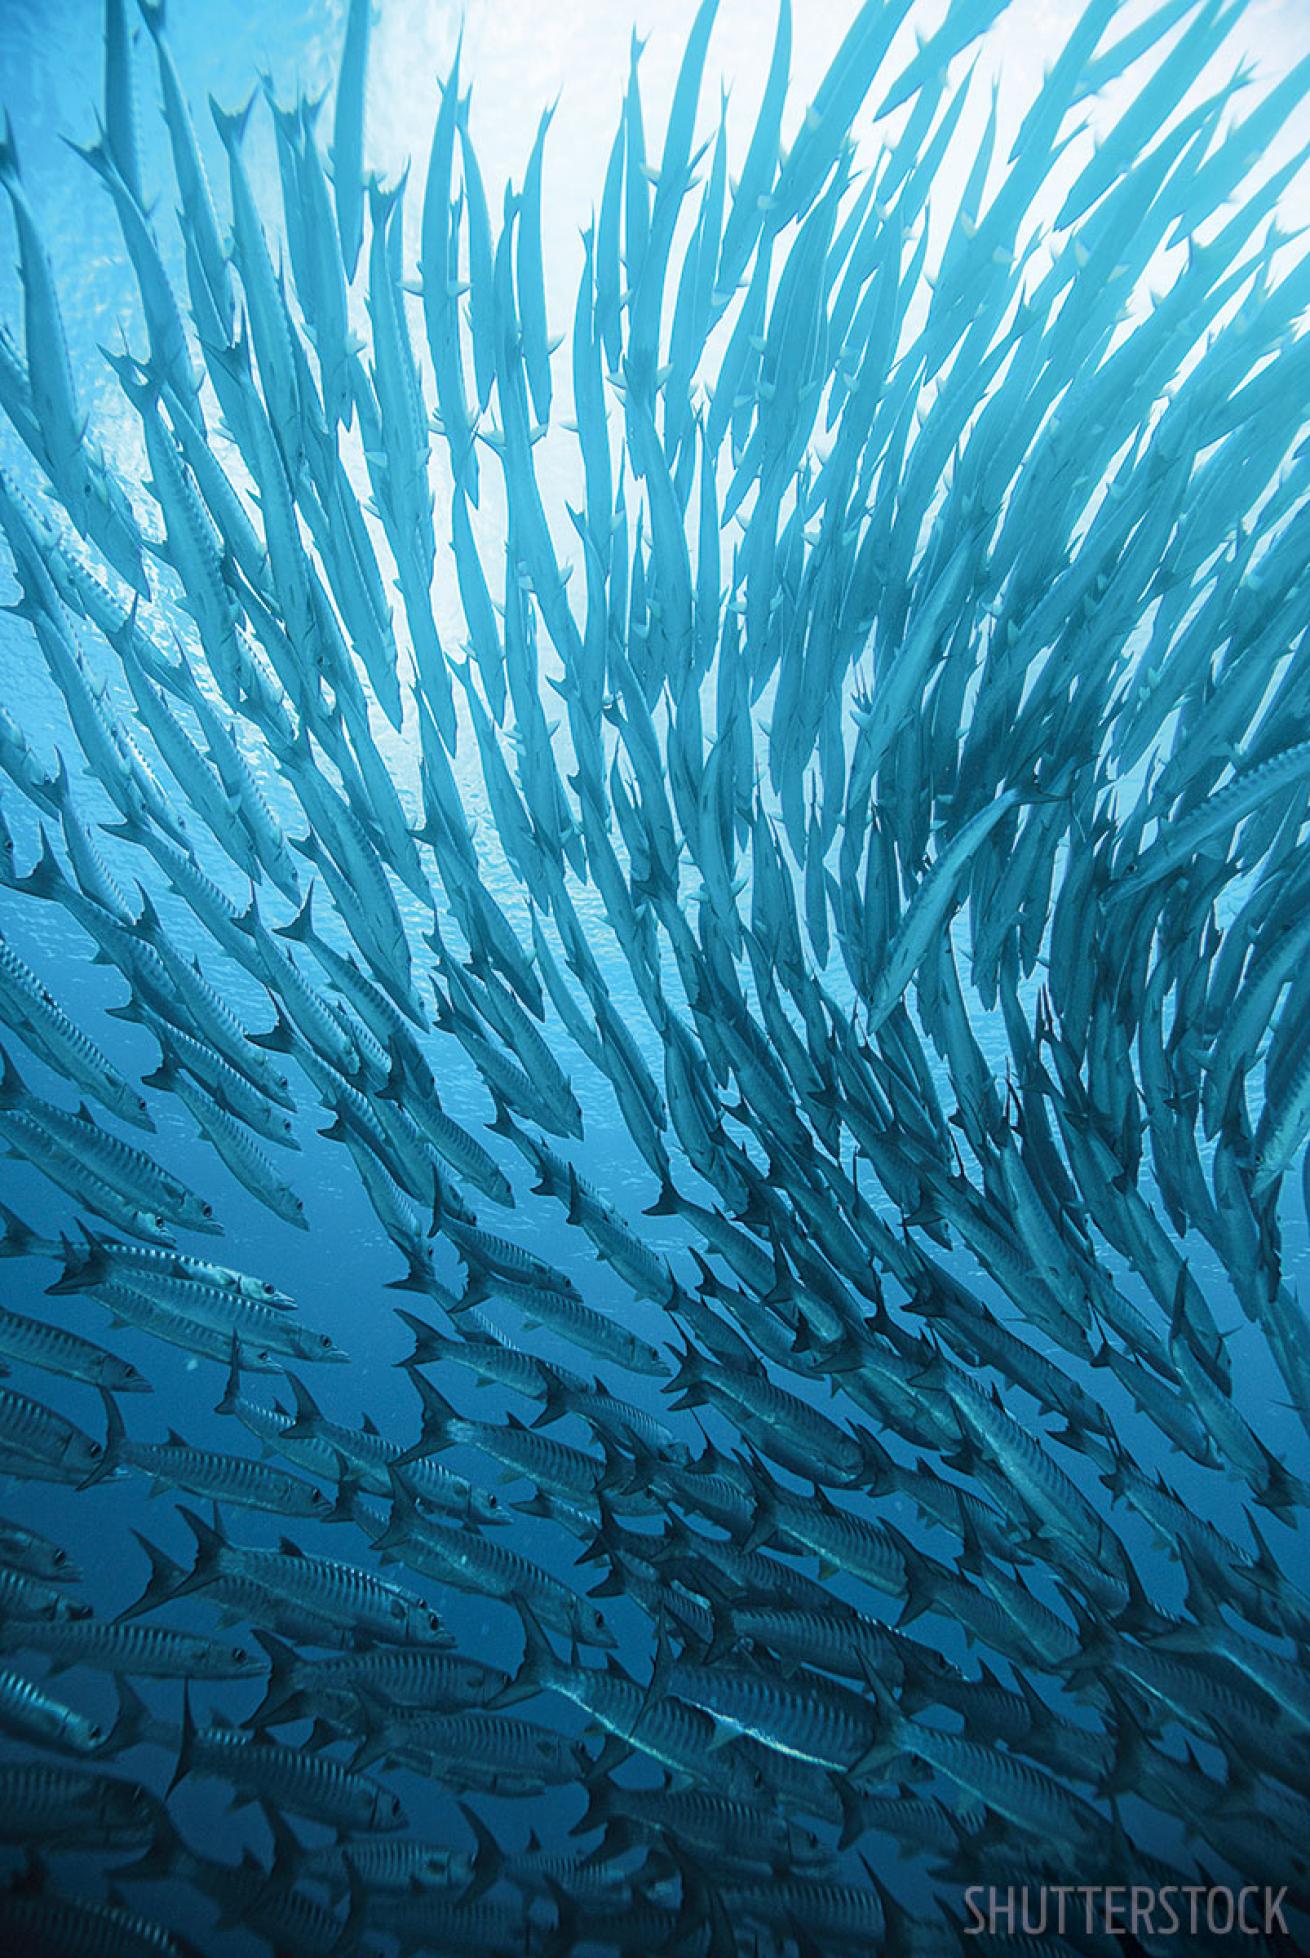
[166,1680,196,1797]
[455,1800,503,1906]
[272,882,316,944]
[485,1094,520,1140]
[392,1307,442,1366]
[485,1594,555,1707]
[835,1776,868,1852]
[101,346,155,407]
[132,884,162,942]
[174,1502,228,1594]
[46,1228,109,1298]
[383,1244,437,1294]
[317,1457,360,1526]
[0,113,19,187]
[1099,1682,1148,1799]
[65,125,115,184]
[1252,1439,1306,1520]
[0,1043,27,1111]
[366,170,404,233]
[702,1596,743,1667]
[458,1270,491,1311]
[101,1675,151,1758]
[141,1048,178,1094]
[258,1802,305,1893]
[119,1528,186,1621]
[567,1777,613,1839]
[376,1035,408,1107]
[393,1367,456,1464]
[587,1816,649,1870]
[214,1334,243,1416]
[0,1200,36,1257]
[247,1004,295,1053]
[48,751,72,809]
[528,1370,572,1431]
[376,1465,419,1549]
[345,1684,391,1771]
[246,1630,300,1726]
[847,1648,905,1781]
[641,1173,682,1217]
[13,830,71,902]
[78,1387,125,1489]
[209,92,255,153]
[280,1369,323,1438]
[891,1530,939,1630]
[662,1339,709,1409]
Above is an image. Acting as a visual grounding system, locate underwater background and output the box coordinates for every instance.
[0,0,1307,1950]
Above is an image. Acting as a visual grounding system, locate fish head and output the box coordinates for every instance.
[244,1276,294,1306]
[211,1638,262,1678]
[788,1820,831,1869]
[65,1432,122,1482]
[417,1848,466,1888]
[573,1601,617,1651]
[73,1708,110,1753]
[300,1329,350,1364]
[403,1599,451,1646]
[373,1788,408,1832]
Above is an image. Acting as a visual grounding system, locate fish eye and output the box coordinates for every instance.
[88,1441,102,1458]
[320,1334,333,1348]
[391,1797,403,1817]
[202,1202,214,1218]
[427,1612,440,1632]
[233,1647,249,1663]
[88,1723,104,1743]
[53,1550,67,1567]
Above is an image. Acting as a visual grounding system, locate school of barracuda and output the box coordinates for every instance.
[0,0,1305,1947]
